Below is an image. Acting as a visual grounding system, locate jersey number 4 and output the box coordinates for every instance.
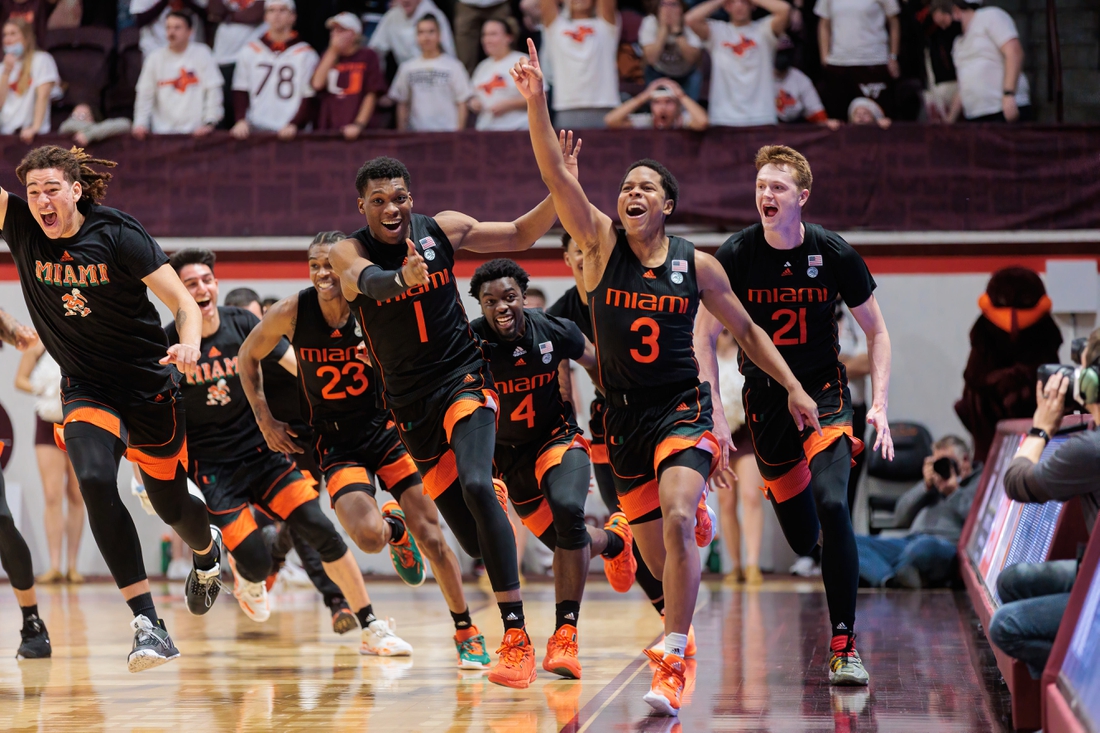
[317,362,369,400]
[772,308,808,346]
[509,394,535,429]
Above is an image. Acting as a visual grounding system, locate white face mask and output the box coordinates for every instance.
[4,43,24,58]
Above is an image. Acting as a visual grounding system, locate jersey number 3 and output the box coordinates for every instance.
[630,317,660,363]
[318,362,369,400]
[772,308,808,346]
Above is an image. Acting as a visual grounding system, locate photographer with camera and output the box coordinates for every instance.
[854,435,982,589]
[988,329,1100,679]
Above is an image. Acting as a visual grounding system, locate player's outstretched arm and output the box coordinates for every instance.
[330,237,428,302]
[512,39,614,254]
[849,294,894,460]
[145,264,202,380]
[0,307,37,350]
[696,251,822,434]
[240,294,303,455]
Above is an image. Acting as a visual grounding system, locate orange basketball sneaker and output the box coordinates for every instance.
[643,648,687,715]
[488,628,537,689]
[603,512,637,592]
[543,624,582,679]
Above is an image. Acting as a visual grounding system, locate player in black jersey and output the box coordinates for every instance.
[470,258,639,680]
[168,249,413,656]
[240,233,492,669]
[513,44,820,715]
[697,145,894,688]
[0,146,221,672]
[0,309,51,660]
[329,144,580,689]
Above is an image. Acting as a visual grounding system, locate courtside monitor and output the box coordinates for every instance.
[1057,555,1100,732]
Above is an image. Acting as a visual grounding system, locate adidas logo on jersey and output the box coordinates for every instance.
[643,270,656,279]
[675,403,689,411]
[60,251,74,262]
[330,329,342,338]
[781,268,793,276]
[515,357,526,366]
[512,347,526,357]
[208,347,222,357]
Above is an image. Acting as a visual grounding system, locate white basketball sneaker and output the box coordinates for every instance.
[360,618,413,656]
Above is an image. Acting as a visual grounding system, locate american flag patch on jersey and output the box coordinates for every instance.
[419,236,436,249]
[671,259,688,272]
[808,254,823,267]
[539,341,553,354]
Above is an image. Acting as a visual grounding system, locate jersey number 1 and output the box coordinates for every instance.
[772,308,808,346]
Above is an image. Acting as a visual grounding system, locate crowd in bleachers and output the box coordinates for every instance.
[0,0,1038,139]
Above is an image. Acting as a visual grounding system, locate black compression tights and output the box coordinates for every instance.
[770,439,858,634]
[65,422,212,588]
[593,461,665,608]
[232,501,348,584]
[537,449,592,551]
[433,407,521,593]
[0,471,35,591]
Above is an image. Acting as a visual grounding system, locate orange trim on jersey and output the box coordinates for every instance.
[127,443,189,482]
[443,389,498,443]
[217,508,260,551]
[267,477,320,520]
[377,453,419,490]
[534,435,590,487]
[327,467,373,499]
[653,431,720,478]
[620,479,661,522]
[422,449,459,499]
[802,425,864,466]
[589,443,609,464]
[63,407,122,439]
[519,498,554,536]
[764,461,812,503]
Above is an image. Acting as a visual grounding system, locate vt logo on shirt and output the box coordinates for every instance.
[723,36,756,56]
[160,68,200,93]
[776,89,797,113]
[564,26,595,43]
[478,75,507,95]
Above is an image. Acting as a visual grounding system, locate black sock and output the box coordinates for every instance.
[450,607,473,631]
[555,601,580,630]
[498,600,525,631]
[20,604,39,625]
[601,529,624,558]
[126,592,159,625]
[384,515,406,545]
[356,604,377,628]
[193,540,219,571]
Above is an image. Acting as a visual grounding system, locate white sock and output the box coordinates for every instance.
[664,632,688,658]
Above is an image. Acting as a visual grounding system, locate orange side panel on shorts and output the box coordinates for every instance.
[620,479,661,522]
[534,435,590,487]
[802,425,864,466]
[589,444,609,464]
[519,499,554,536]
[377,454,419,490]
[653,431,720,478]
[327,467,372,499]
[443,390,498,443]
[268,478,320,520]
[423,450,459,500]
[764,461,813,503]
[53,424,65,451]
[64,407,122,439]
[218,508,260,551]
[127,441,189,482]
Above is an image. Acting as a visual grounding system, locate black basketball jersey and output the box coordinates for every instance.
[715,223,876,380]
[588,232,701,393]
[261,348,305,427]
[166,307,282,462]
[348,214,485,409]
[1,194,175,400]
[471,309,586,445]
[547,286,593,343]
[292,287,376,426]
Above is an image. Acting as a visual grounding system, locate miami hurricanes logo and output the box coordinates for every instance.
[206,378,231,406]
[159,68,200,93]
[478,75,507,95]
[776,89,797,113]
[564,26,595,42]
[62,289,90,317]
[723,35,756,56]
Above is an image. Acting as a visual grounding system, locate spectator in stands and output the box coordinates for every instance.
[0,16,57,143]
[815,0,900,120]
[59,103,131,146]
[923,0,960,122]
[0,0,56,47]
[369,0,455,73]
[231,0,319,141]
[685,0,790,127]
[469,18,528,130]
[525,287,546,310]
[312,12,386,139]
[132,11,223,138]
[989,333,1100,678]
[848,96,891,127]
[932,0,1031,123]
[389,15,472,131]
[208,0,267,128]
[639,0,703,101]
[956,267,1062,462]
[604,77,707,129]
[453,0,513,74]
[774,37,838,128]
[541,0,620,130]
[130,0,208,57]
[856,435,981,588]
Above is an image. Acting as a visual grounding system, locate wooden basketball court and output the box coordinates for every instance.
[1,578,1011,732]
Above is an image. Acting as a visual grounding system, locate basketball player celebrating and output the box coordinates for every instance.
[512,43,820,714]
[696,145,894,686]
[329,142,580,689]
[0,309,51,660]
[167,248,412,657]
[470,258,638,679]
[0,146,222,672]
[239,233,491,669]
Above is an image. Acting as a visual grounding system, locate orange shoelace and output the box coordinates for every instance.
[497,637,528,666]
[459,636,485,657]
[643,648,685,689]
[550,633,578,657]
